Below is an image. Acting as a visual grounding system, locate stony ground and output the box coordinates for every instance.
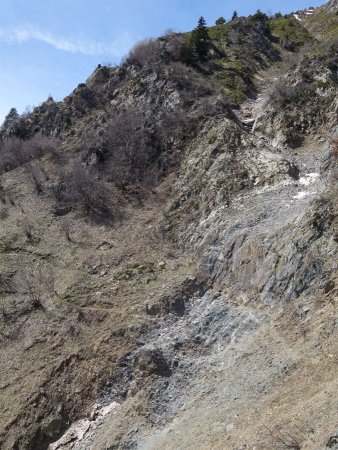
[0,3,337,449]
[48,54,338,450]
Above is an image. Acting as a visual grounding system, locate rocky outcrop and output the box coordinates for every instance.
[0,3,337,450]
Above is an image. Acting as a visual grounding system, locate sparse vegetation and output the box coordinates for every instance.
[53,165,120,222]
[330,137,338,158]
[0,234,18,253]
[215,17,226,25]
[20,267,55,310]
[0,5,337,450]
[268,16,313,48]
[17,216,38,243]
[60,217,72,241]
[231,11,238,21]
[0,135,60,174]
[0,208,9,220]
[0,107,20,138]
[24,162,45,194]
[264,425,313,450]
[180,16,212,64]
[125,38,162,68]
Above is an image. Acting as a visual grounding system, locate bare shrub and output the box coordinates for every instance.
[0,135,60,173]
[102,107,151,184]
[60,217,72,241]
[0,208,9,220]
[0,182,6,204]
[268,80,296,105]
[0,273,15,320]
[125,38,162,67]
[167,62,196,91]
[54,165,120,222]
[196,94,230,118]
[163,31,184,61]
[21,266,55,310]
[264,425,313,449]
[157,108,188,144]
[330,137,338,158]
[167,62,220,103]
[100,103,194,186]
[25,135,59,159]
[0,137,24,172]
[17,216,38,242]
[24,162,44,194]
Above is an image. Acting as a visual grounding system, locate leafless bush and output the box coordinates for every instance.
[125,38,162,67]
[0,182,5,204]
[0,137,24,171]
[167,62,196,91]
[24,162,44,193]
[0,273,15,320]
[268,80,296,105]
[264,425,312,449]
[60,217,72,241]
[157,108,188,142]
[102,107,151,184]
[54,165,120,222]
[330,137,338,158]
[26,135,59,159]
[17,216,37,242]
[21,266,55,310]
[0,135,60,173]
[163,31,184,61]
[0,208,9,220]
[197,94,230,118]
[100,103,194,186]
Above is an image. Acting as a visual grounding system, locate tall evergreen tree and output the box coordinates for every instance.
[231,11,238,21]
[191,16,211,60]
[1,107,19,136]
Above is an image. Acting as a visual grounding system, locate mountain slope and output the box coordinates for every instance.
[0,2,337,449]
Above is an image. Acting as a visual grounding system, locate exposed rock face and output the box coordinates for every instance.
[200,191,336,302]
[0,2,337,450]
[323,0,338,12]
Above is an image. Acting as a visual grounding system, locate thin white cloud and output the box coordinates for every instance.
[0,25,134,57]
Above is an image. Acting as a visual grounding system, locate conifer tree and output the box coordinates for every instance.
[191,16,211,60]
[1,107,19,136]
[231,11,238,21]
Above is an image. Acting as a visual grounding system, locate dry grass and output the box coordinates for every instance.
[330,137,338,158]
[0,158,194,449]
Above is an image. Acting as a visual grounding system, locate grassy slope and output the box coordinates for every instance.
[206,16,312,104]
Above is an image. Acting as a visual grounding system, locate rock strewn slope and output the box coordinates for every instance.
[0,2,337,449]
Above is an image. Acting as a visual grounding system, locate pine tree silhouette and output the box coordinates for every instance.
[191,16,211,60]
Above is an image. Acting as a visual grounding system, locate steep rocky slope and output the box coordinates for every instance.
[0,2,337,449]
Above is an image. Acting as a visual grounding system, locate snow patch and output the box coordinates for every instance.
[299,172,319,186]
[293,190,317,200]
[293,191,308,199]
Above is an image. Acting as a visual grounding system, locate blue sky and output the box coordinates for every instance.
[0,0,326,123]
